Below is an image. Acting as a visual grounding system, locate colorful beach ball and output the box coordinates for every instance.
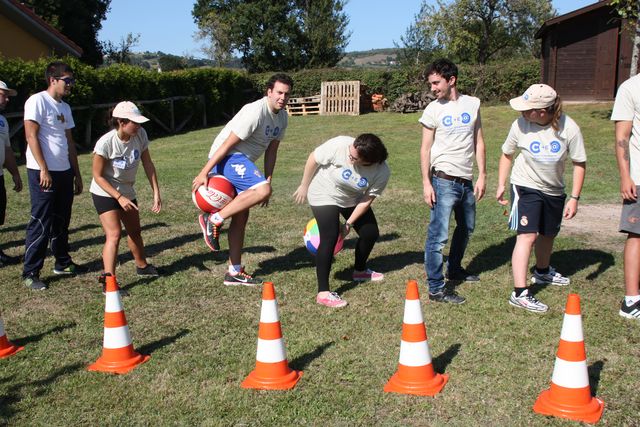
[303,218,344,256]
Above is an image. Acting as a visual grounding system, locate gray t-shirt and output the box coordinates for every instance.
[89,127,150,199]
[502,114,586,196]
[307,136,390,207]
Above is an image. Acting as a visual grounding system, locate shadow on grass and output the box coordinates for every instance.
[12,323,76,347]
[69,222,169,253]
[550,249,614,280]
[588,360,605,396]
[466,235,515,276]
[289,341,334,372]
[432,343,462,374]
[341,232,401,250]
[0,362,84,421]
[254,246,315,277]
[137,329,190,355]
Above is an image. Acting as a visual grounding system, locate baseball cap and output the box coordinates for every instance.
[112,101,149,123]
[509,84,557,111]
[0,81,17,96]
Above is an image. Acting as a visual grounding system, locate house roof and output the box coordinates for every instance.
[0,0,83,57]
[535,1,615,39]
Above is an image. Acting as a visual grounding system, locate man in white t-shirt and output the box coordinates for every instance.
[192,73,292,286]
[22,62,85,291]
[612,73,640,320]
[0,80,23,266]
[419,59,487,304]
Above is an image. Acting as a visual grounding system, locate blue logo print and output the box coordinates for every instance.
[342,170,352,180]
[264,125,281,137]
[530,141,541,154]
[273,126,280,137]
[357,178,368,188]
[461,113,471,124]
[0,120,5,129]
[549,140,561,153]
[442,116,453,127]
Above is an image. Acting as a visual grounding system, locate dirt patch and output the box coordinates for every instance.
[562,203,624,251]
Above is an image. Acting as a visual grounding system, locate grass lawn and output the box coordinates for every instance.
[1,103,638,425]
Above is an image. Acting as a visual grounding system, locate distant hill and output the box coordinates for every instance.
[337,48,400,68]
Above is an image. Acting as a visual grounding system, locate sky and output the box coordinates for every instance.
[98,0,596,58]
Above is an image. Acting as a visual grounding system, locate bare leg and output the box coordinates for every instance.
[533,234,556,270]
[218,183,271,220]
[98,210,122,275]
[512,233,537,289]
[121,209,148,268]
[228,209,249,267]
[624,234,640,296]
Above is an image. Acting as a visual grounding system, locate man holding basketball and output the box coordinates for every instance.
[420,59,487,304]
[192,73,292,286]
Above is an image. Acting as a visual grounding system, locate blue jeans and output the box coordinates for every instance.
[424,176,476,293]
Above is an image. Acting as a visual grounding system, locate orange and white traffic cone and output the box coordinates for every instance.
[88,275,150,374]
[384,280,448,396]
[533,293,604,423]
[0,313,24,359]
[241,281,302,390]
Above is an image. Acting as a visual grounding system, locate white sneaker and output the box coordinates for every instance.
[509,289,548,313]
[531,266,570,286]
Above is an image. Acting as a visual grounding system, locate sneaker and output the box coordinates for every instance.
[98,273,129,296]
[53,262,88,275]
[353,269,384,282]
[199,214,220,251]
[619,299,640,319]
[0,251,20,266]
[446,267,480,282]
[23,275,47,291]
[429,289,466,304]
[531,266,570,286]
[316,291,348,308]
[509,288,548,313]
[223,268,262,286]
[136,264,160,276]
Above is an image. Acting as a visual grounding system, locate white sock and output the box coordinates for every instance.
[229,264,242,275]
[210,213,224,226]
[625,295,640,306]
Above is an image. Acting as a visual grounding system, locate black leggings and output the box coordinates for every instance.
[310,205,379,293]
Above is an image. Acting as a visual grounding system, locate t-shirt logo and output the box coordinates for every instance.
[341,169,368,188]
[443,115,453,127]
[264,125,280,138]
[529,140,563,161]
[461,113,471,124]
[442,113,472,127]
[57,114,66,123]
[0,120,5,129]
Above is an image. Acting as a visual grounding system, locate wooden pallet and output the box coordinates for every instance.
[286,95,321,116]
[321,81,360,116]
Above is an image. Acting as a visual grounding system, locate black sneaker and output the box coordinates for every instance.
[223,268,262,286]
[23,275,47,290]
[446,268,480,282]
[619,299,640,319]
[429,289,466,304]
[53,262,88,275]
[98,272,129,296]
[206,220,221,252]
[0,250,20,266]
[136,264,160,276]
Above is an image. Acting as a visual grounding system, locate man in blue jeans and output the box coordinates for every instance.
[419,59,487,304]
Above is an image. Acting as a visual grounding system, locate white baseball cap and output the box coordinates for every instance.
[509,84,557,111]
[0,81,17,96]
[112,101,149,123]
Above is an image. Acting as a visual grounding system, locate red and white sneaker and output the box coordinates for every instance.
[316,291,348,308]
[352,269,384,282]
[198,213,221,251]
[223,268,262,286]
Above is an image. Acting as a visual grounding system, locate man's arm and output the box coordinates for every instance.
[420,125,436,208]
[473,111,487,201]
[192,131,242,191]
[615,120,636,201]
[4,145,22,192]
[263,139,280,181]
[496,153,513,205]
[66,129,82,194]
[24,120,51,189]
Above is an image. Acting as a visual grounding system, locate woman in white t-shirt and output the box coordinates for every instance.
[90,101,162,292]
[294,134,390,308]
[496,84,586,313]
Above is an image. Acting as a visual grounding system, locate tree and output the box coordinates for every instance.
[158,54,186,72]
[192,0,349,72]
[395,3,442,66]
[22,0,111,66]
[610,0,640,76]
[401,0,555,65]
[102,33,141,65]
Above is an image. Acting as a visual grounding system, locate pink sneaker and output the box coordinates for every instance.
[352,269,384,282]
[316,292,348,308]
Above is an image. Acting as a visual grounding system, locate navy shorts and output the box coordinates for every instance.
[210,153,268,194]
[0,175,5,225]
[508,185,565,236]
[92,193,137,215]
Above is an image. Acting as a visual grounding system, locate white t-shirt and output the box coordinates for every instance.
[611,74,640,185]
[419,94,481,180]
[23,91,74,171]
[89,128,150,199]
[502,114,587,196]
[0,114,10,176]
[208,97,287,163]
[307,136,390,207]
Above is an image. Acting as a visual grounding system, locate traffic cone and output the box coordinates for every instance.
[384,280,448,396]
[241,282,302,390]
[0,313,24,359]
[533,293,604,423]
[88,275,150,374]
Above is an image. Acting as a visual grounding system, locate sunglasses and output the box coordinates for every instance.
[55,76,75,86]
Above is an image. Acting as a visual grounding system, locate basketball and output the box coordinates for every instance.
[303,218,344,256]
[192,175,236,213]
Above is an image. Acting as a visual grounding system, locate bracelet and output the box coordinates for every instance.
[570,195,580,201]
[345,222,352,229]
[116,194,122,200]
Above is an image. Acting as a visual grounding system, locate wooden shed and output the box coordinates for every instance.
[536,0,639,101]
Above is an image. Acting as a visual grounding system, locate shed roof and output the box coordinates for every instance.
[535,1,612,39]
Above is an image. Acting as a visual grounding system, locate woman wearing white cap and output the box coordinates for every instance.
[496,84,586,313]
[90,101,162,292]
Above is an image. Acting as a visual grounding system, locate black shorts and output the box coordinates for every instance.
[0,175,6,226]
[508,185,565,236]
[92,193,137,215]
